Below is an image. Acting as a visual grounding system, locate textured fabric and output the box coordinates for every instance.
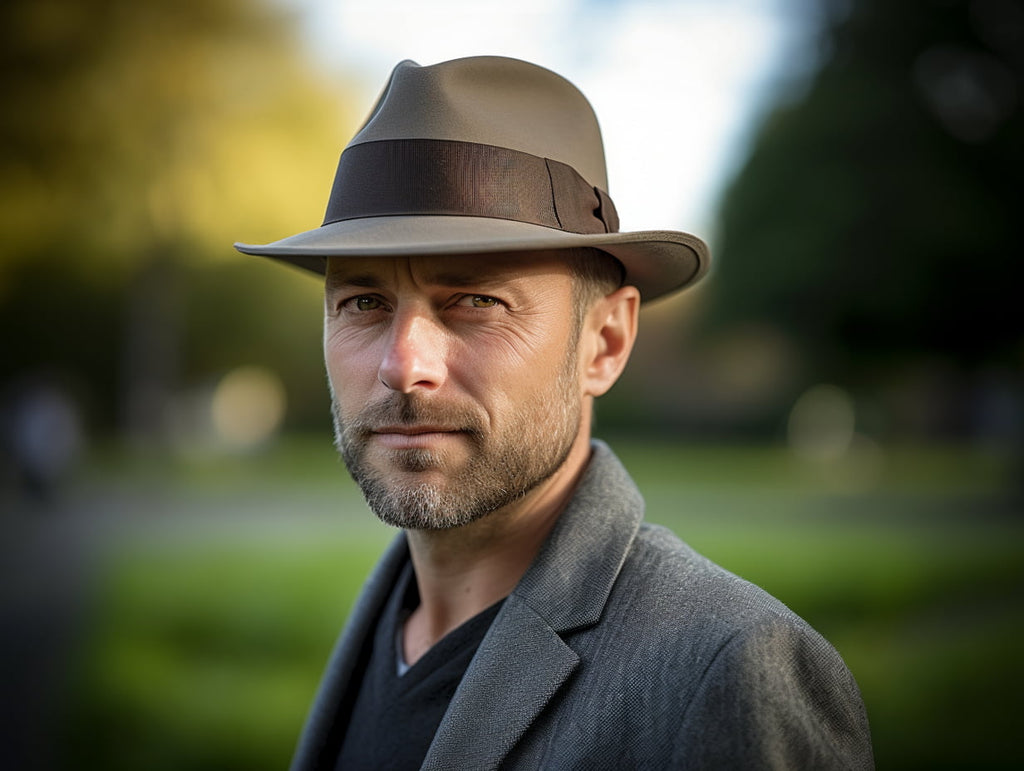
[292,441,874,770]
[321,139,618,235]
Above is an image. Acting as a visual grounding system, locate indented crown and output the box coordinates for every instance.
[350,56,610,190]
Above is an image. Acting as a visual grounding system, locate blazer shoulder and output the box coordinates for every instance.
[552,523,874,769]
[621,522,810,632]
[604,522,866,709]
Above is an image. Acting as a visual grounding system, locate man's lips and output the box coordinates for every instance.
[372,425,461,435]
[370,426,465,449]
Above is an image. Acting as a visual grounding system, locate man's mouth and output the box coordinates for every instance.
[370,426,464,449]
[373,424,461,435]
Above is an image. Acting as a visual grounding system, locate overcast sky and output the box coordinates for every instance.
[279,0,813,246]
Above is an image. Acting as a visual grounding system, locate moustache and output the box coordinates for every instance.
[342,393,486,438]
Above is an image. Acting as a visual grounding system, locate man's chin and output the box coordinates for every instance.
[364,445,457,476]
[359,477,476,531]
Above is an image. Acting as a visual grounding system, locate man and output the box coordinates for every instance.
[236,56,873,770]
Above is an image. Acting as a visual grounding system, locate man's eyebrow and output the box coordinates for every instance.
[326,273,381,292]
[430,268,519,288]
[325,267,521,293]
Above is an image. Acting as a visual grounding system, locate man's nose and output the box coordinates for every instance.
[377,310,448,393]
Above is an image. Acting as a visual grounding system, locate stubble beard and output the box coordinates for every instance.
[330,349,582,531]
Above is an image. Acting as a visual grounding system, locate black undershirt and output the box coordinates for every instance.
[335,564,504,770]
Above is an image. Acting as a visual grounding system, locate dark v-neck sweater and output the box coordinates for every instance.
[335,563,504,770]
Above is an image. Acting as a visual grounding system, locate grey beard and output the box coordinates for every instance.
[330,381,580,531]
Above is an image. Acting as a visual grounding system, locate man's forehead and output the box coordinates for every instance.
[324,252,573,287]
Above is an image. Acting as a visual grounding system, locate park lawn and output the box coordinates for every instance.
[66,538,385,771]
[63,438,1022,770]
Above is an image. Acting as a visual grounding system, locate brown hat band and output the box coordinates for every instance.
[321,138,620,236]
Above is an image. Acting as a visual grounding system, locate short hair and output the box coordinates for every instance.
[565,247,626,330]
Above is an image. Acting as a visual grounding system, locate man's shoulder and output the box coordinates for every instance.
[564,441,820,643]
[544,521,872,768]
[605,521,823,652]
[626,522,791,607]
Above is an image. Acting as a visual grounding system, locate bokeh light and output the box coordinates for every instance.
[787,383,857,462]
[210,366,287,449]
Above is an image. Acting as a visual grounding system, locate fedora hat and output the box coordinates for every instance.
[234,56,710,302]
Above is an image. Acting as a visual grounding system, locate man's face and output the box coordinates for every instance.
[324,251,585,530]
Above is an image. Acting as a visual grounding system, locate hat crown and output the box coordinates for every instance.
[350,56,609,190]
[235,56,710,303]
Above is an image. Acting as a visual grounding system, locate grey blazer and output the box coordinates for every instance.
[291,441,874,770]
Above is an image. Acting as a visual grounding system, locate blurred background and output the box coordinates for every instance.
[1,0,1021,768]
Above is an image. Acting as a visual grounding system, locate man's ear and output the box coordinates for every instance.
[581,285,640,398]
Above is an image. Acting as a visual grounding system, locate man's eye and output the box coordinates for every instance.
[458,295,499,308]
[349,296,384,311]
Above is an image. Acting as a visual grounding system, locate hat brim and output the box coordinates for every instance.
[234,215,709,303]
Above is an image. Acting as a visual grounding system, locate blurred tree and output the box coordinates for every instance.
[704,0,1023,438]
[0,0,355,440]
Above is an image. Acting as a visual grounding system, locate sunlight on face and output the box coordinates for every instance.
[324,253,585,529]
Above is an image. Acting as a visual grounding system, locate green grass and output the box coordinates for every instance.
[67,537,389,771]
[62,438,1023,769]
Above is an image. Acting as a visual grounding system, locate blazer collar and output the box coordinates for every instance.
[422,439,645,769]
[512,439,645,632]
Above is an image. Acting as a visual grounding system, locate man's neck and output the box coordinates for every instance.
[401,433,593,667]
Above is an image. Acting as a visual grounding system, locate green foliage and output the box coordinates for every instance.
[0,0,353,433]
[706,0,1022,378]
[67,537,390,770]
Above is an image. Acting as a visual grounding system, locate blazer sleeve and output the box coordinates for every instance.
[672,617,874,770]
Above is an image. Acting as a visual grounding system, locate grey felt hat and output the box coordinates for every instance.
[234,56,710,302]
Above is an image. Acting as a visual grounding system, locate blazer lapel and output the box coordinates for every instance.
[422,440,645,769]
[421,597,579,770]
[290,534,410,771]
